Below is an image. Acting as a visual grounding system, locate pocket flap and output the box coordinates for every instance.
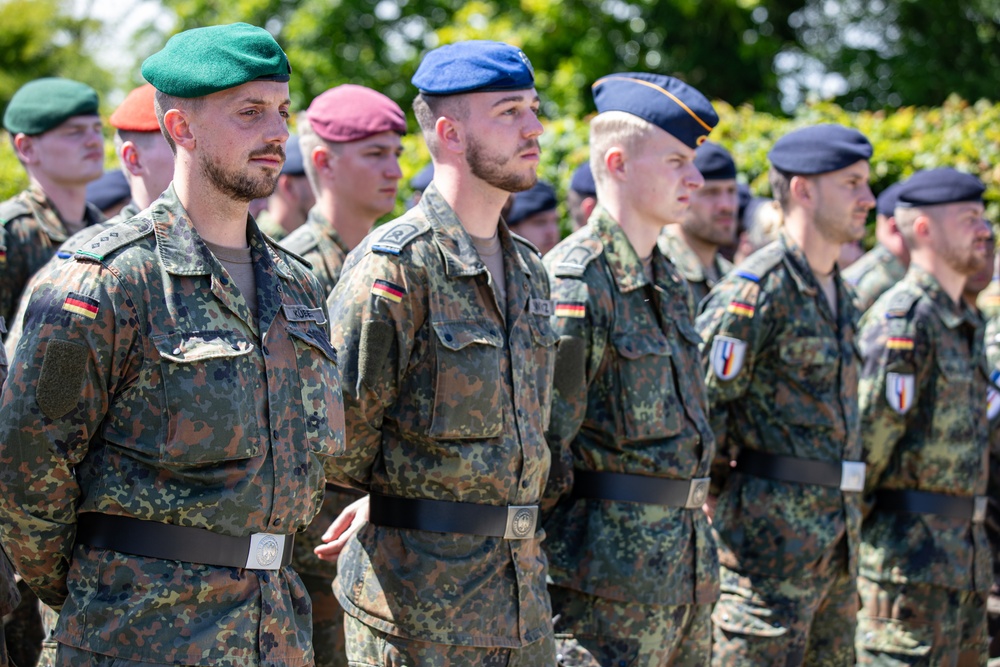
[432,320,504,351]
[612,331,670,359]
[677,321,704,346]
[289,324,338,363]
[153,331,254,363]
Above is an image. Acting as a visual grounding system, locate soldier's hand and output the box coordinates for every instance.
[314,494,370,562]
[702,494,717,524]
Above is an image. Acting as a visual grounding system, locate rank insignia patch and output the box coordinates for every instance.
[886,372,915,414]
[554,301,586,318]
[370,279,405,303]
[62,292,99,320]
[726,300,755,318]
[711,335,747,380]
[886,337,914,351]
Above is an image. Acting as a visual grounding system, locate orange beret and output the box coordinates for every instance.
[109,84,160,132]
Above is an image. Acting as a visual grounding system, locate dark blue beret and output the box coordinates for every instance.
[507,181,557,225]
[281,135,305,176]
[412,41,535,95]
[570,162,596,197]
[142,23,291,98]
[592,72,718,149]
[410,163,434,191]
[86,170,130,211]
[737,183,752,223]
[695,141,736,180]
[768,124,872,175]
[876,181,904,217]
[896,168,984,208]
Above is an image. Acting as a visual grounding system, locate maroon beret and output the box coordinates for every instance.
[305,84,406,143]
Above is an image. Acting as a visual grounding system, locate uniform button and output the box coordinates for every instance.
[231,343,240,350]
[172,347,181,355]
[262,345,270,355]
[220,276,229,285]
[522,479,530,489]
[273,430,279,440]
[721,614,729,621]
[273,518,281,526]
[444,333,453,342]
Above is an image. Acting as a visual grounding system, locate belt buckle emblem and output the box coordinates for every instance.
[840,461,866,493]
[974,496,987,524]
[504,505,538,540]
[246,533,285,570]
[685,477,711,509]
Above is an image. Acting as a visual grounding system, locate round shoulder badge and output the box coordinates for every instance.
[988,369,1000,421]
[885,371,915,415]
[710,335,746,381]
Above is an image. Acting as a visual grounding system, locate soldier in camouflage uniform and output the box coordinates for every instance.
[281,84,406,667]
[0,336,14,667]
[697,124,876,666]
[0,23,344,666]
[318,41,557,665]
[843,181,909,312]
[658,141,737,313]
[255,135,314,242]
[5,83,175,358]
[543,72,720,667]
[856,168,993,665]
[0,78,106,332]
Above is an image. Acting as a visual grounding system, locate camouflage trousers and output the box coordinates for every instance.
[711,551,856,666]
[856,576,987,667]
[343,613,556,667]
[549,585,711,667]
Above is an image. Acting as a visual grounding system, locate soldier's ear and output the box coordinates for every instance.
[163,109,195,151]
[789,175,814,208]
[12,133,36,164]
[436,115,463,156]
[604,146,626,182]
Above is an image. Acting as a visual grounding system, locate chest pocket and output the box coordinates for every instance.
[775,336,839,427]
[528,315,559,430]
[935,353,975,441]
[153,330,261,464]
[288,323,344,456]
[613,330,684,440]
[430,320,504,439]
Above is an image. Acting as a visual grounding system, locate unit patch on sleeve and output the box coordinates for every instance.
[371,279,405,303]
[710,335,747,380]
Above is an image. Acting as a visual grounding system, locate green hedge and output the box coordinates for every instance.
[6,95,996,232]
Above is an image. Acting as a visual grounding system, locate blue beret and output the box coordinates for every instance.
[409,163,434,191]
[896,168,984,208]
[86,170,130,211]
[3,78,99,135]
[570,162,596,197]
[142,23,291,98]
[737,183,752,222]
[282,135,304,176]
[768,124,872,175]
[412,41,535,95]
[876,181,904,217]
[592,73,718,149]
[507,181,557,225]
[694,141,736,180]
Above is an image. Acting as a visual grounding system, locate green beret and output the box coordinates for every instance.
[142,23,291,98]
[3,78,99,136]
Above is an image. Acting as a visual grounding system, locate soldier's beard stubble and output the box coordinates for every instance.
[200,146,285,202]
[467,136,539,193]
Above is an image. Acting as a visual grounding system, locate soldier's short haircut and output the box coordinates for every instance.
[768,166,794,209]
[298,116,332,195]
[153,90,203,154]
[894,205,946,250]
[412,93,469,158]
[589,111,657,197]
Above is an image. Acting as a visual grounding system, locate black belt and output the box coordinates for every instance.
[876,489,987,523]
[76,514,294,570]
[572,470,710,508]
[736,449,866,492]
[368,493,539,540]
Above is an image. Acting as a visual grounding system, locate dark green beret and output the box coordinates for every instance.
[142,23,291,98]
[3,78,99,136]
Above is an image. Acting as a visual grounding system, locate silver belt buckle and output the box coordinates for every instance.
[503,505,539,540]
[840,461,866,493]
[685,477,712,509]
[245,533,287,570]
[973,496,988,524]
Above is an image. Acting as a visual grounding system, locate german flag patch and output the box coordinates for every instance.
[726,301,755,318]
[554,301,586,318]
[63,292,100,319]
[371,279,405,303]
[886,337,914,351]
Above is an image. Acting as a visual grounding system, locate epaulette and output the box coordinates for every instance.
[732,241,784,283]
[884,289,919,319]
[0,200,31,227]
[509,230,541,257]
[265,236,314,271]
[553,237,603,278]
[74,218,155,262]
[371,218,431,255]
[279,228,320,257]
